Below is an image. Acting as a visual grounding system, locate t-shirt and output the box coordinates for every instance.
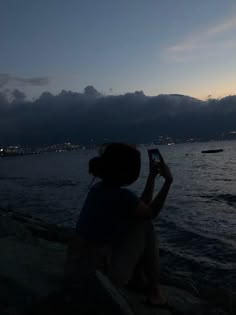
[76,181,139,246]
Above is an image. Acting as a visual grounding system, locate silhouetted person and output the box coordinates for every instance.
[64,143,173,306]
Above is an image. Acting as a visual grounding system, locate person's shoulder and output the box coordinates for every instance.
[119,187,139,202]
[89,181,103,192]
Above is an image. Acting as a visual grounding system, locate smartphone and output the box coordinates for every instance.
[148,148,165,165]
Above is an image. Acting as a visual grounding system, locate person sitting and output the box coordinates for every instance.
[64,143,173,307]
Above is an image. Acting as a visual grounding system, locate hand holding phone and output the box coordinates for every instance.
[148,148,172,182]
[148,148,164,165]
[147,148,163,178]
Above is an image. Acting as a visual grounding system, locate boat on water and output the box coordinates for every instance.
[201,149,224,154]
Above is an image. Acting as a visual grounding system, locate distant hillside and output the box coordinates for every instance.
[0,87,236,145]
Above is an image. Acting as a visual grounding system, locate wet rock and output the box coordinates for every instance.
[0,213,232,315]
[0,215,36,244]
[0,274,36,315]
[0,210,75,244]
[25,272,134,315]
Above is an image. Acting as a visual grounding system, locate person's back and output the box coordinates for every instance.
[64,143,142,283]
[76,181,139,247]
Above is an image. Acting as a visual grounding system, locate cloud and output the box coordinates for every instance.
[166,14,236,60]
[206,15,236,35]
[84,85,102,98]
[0,92,8,105]
[0,74,10,88]
[0,86,236,145]
[0,73,50,88]
[12,89,26,103]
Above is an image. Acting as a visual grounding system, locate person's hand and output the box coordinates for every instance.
[148,150,161,178]
[159,163,173,183]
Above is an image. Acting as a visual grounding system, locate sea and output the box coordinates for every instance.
[0,140,235,291]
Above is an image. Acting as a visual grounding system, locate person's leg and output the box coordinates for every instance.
[140,223,167,304]
[107,220,166,304]
[106,221,148,287]
[126,255,148,291]
[64,237,112,287]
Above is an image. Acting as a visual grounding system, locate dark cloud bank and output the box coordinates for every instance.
[0,73,50,88]
[0,86,236,145]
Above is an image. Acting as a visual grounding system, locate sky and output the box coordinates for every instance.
[1,0,236,100]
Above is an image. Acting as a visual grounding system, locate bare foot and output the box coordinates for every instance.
[147,288,168,306]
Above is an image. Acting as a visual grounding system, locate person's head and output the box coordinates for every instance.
[89,143,141,186]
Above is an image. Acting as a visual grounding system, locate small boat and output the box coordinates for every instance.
[201,149,223,154]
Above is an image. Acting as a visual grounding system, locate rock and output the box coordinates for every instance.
[164,285,206,314]
[25,268,227,315]
[123,285,231,315]
[27,223,75,244]
[0,214,232,315]
[161,270,200,297]
[24,272,134,315]
[124,287,197,315]
[198,286,236,315]
[0,210,75,244]
[0,274,36,315]
[0,236,65,294]
[0,215,36,244]
[0,236,66,314]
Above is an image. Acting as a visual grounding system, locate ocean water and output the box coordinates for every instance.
[0,140,235,290]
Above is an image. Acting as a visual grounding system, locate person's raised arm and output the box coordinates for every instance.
[140,150,160,204]
[149,164,173,218]
[136,161,173,219]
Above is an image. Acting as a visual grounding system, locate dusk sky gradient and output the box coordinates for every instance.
[1,0,236,99]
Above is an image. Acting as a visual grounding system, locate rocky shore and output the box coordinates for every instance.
[0,209,234,315]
